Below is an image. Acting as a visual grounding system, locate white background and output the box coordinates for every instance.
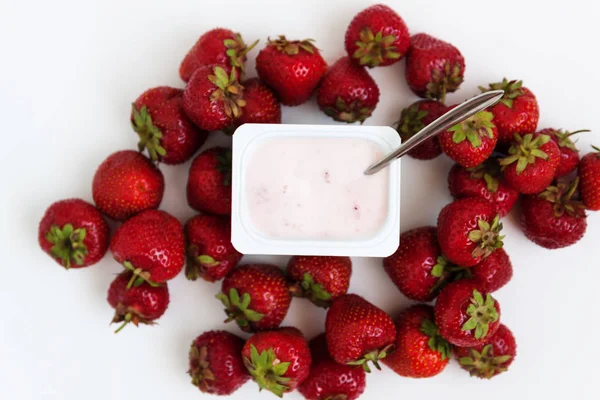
[1,0,599,399]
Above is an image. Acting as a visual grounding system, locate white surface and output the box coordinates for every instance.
[232,124,400,256]
[1,0,599,399]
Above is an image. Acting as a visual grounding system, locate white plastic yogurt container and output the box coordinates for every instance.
[231,123,401,257]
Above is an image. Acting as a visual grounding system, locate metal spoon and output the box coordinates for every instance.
[364,90,505,175]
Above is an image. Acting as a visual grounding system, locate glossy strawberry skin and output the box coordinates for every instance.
[237,78,281,125]
[434,281,501,347]
[521,194,587,249]
[382,305,449,378]
[187,147,232,215]
[39,199,109,269]
[344,4,410,67]
[184,214,242,282]
[287,256,352,306]
[110,210,185,283]
[486,86,539,143]
[396,100,447,160]
[317,56,380,123]
[132,87,207,164]
[188,330,249,395]
[298,334,366,400]
[463,248,513,293]
[92,150,164,221]
[325,294,396,366]
[448,163,519,217]
[579,149,600,210]
[540,128,580,178]
[383,227,447,302]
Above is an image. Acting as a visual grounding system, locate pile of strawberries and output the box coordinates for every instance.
[37,3,600,399]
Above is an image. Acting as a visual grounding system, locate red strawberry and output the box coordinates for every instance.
[39,199,109,269]
[455,248,513,293]
[237,78,281,125]
[184,214,242,283]
[188,330,249,395]
[217,264,291,332]
[434,281,501,347]
[107,270,170,333]
[298,334,366,400]
[383,227,451,302]
[405,33,465,103]
[179,28,257,82]
[326,294,396,372]
[92,150,164,221]
[479,79,539,143]
[131,87,207,165]
[453,323,516,379]
[437,198,505,267]
[521,179,587,249]
[242,327,312,397]
[382,305,450,378]
[287,256,352,308]
[256,36,327,107]
[578,146,600,210]
[448,159,520,217]
[540,128,590,178]
[344,4,410,68]
[110,210,185,285]
[316,56,380,123]
[500,133,560,194]
[439,110,498,168]
[396,100,447,160]
[187,147,232,215]
[183,64,246,131]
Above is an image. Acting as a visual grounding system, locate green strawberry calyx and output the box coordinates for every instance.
[216,148,233,186]
[447,111,495,148]
[467,159,501,192]
[426,62,463,104]
[429,256,453,294]
[131,104,167,162]
[269,35,317,55]
[188,344,216,392]
[462,289,499,340]
[289,272,332,308]
[323,97,373,124]
[353,28,401,68]
[45,223,88,269]
[468,215,505,259]
[397,103,428,139]
[208,66,246,119]
[243,345,291,398]
[459,344,512,379]
[499,133,551,175]
[122,261,161,289]
[223,34,259,74]
[539,177,586,218]
[551,129,590,151]
[216,288,264,333]
[347,344,394,373]
[112,303,154,333]
[185,244,221,282]
[420,319,452,360]
[479,78,524,108]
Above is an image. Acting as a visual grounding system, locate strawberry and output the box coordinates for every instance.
[187,147,232,215]
[500,133,560,194]
[183,64,246,131]
[437,198,505,267]
[298,334,366,400]
[479,79,539,143]
[439,110,498,168]
[179,28,257,82]
[242,327,312,397]
[110,210,185,286]
[92,150,164,221]
[434,281,501,347]
[237,78,281,125]
[287,256,352,308]
[405,33,465,103]
[453,323,516,379]
[316,56,380,123]
[188,330,249,395]
[521,179,587,249]
[382,305,451,378]
[256,36,327,106]
[454,248,513,293]
[217,264,291,332]
[39,199,109,269]
[396,100,447,160]
[131,87,207,165]
[448,159,520,217]
[184,214,242,283]
[325,294,396,372]
[107,270,170,333]
[578,146,600,210]
[540,128,590,178]
[344,4,410,68]
[383,227,451,302]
